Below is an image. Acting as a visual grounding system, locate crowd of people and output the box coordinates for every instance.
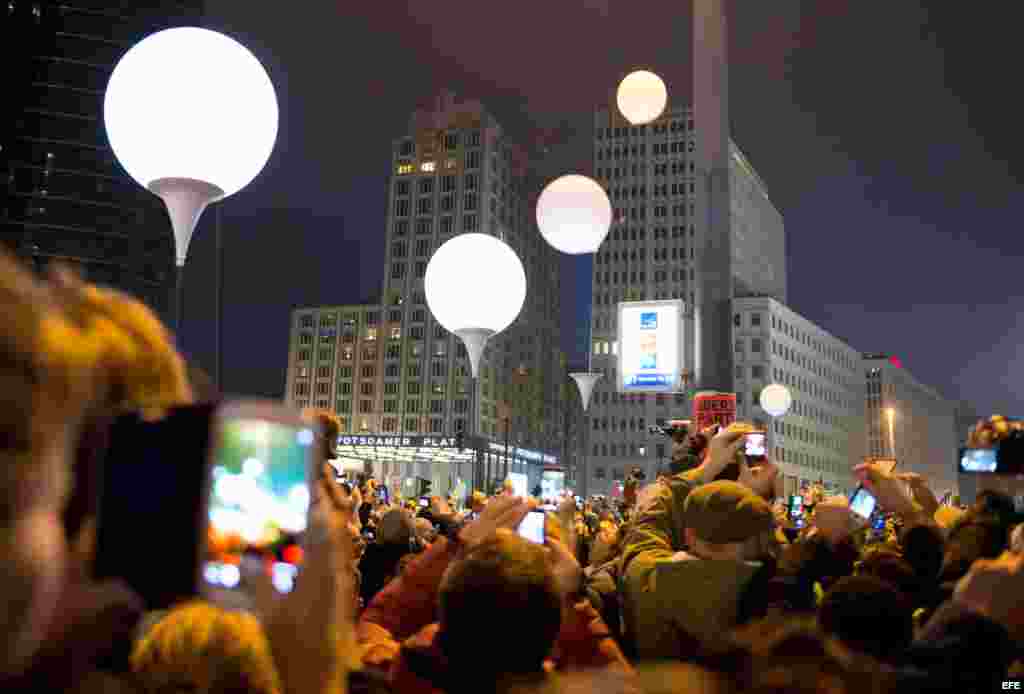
[1,246,1023,694]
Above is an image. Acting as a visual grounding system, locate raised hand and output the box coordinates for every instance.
[458,495,535,550]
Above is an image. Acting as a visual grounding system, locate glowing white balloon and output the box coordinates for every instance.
[104,27,279,265]
[424,233,526,378]
[616,70,668,125]
[759,383,793,418]
[536,175,612,255]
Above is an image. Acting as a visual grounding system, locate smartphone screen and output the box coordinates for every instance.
[94,404,215,611]
[517,510,546,544]
[849,486,877,520]
[419,498,429,508]
[788,494,803,519]
[744,432,767,458]
[959,448,998,473]
[203,415,315,600]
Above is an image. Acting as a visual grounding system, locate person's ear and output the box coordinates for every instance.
[684,526,698,549]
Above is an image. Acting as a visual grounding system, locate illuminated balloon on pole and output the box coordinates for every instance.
[616,70,668,125]
[535,175,612,255]
[424,233,526,378]
[104,27,279,268]
[759,383,793,418]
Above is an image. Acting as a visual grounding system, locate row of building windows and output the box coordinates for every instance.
[596,140,694,161]
[597,158,693,181]
[596,119,695,140]
[392,215,477,235]
[397,130,481,157]
[394,173,479,197]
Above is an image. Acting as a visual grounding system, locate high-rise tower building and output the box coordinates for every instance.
[1,1,204,321]
[584,104,786,494]
[379,91,564,452]
[284,92,566,496]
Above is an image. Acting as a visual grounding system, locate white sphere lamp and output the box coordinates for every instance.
[535,175,612,255]
[759,383,793,418]
[569,372,602,412]
[424,233,526,378]
[616,70,668,126]
[104,27,279,268]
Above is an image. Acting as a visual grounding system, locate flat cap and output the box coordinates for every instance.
[683,480,774,544]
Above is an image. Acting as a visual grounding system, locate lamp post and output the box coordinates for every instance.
[886,407,897,465]
[535,173,613,499]
[103,27,279,335]
[759,383,793,490]
[424,233,526,493]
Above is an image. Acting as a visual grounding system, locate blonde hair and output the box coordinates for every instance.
[48,266,192,419]
[0,253,101,465]
[130,601,280,694]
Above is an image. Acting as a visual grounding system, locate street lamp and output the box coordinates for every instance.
[886,407,897,461]
[759,383,793,489]
[616,70,669,125]
[103,27,279,333]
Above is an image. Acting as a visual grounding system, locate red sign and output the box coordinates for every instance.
[692,391,737,432]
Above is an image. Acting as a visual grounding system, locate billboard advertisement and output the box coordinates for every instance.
[692,391,737,431]
[616,300,684,393]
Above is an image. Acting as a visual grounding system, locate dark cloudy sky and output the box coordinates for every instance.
[181,1,1023,419]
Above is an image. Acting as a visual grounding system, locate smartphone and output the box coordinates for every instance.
[959,447,998,473]
[744,432,767,460]
[849,485,877,520]
[419,498,429,508]
[517,510,546,544]
[788,494,803,520]
[94,404,216,611]
[201,401,318,611]
[380,485,390,505]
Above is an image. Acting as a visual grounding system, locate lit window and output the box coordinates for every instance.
[397,164,414,175]
[421,162,436,172]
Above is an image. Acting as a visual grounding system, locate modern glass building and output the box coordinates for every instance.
[1,1,203,320]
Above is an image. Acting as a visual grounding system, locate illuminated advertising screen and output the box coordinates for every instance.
[541,469,565,500]
[617,300,684,393]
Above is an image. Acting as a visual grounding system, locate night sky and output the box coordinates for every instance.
[180,1,1022,419]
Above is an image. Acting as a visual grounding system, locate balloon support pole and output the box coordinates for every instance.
[455,327,495,379]
[149,177,225,266]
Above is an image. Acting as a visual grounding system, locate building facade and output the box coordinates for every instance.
[2,0,204,321]
[734,297,865,494]
[863,354,958,497]
[284,92,566,494]
[378,91,564,455]
[583,104,787,495]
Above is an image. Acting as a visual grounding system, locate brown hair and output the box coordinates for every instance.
[439,531,560,678]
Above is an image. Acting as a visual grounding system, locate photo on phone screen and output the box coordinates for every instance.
[744,432,767,458]
[203,409,315,604]
[849,486,877,520]
[959,448,998,473]
[517,510,546,544]
[788,494,803,519]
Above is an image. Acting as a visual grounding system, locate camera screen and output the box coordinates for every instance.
[517,511,546,544]
[960,448,997,473]
[850,487,877,520]
[745,433,767,457]
[204,419,314,595]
